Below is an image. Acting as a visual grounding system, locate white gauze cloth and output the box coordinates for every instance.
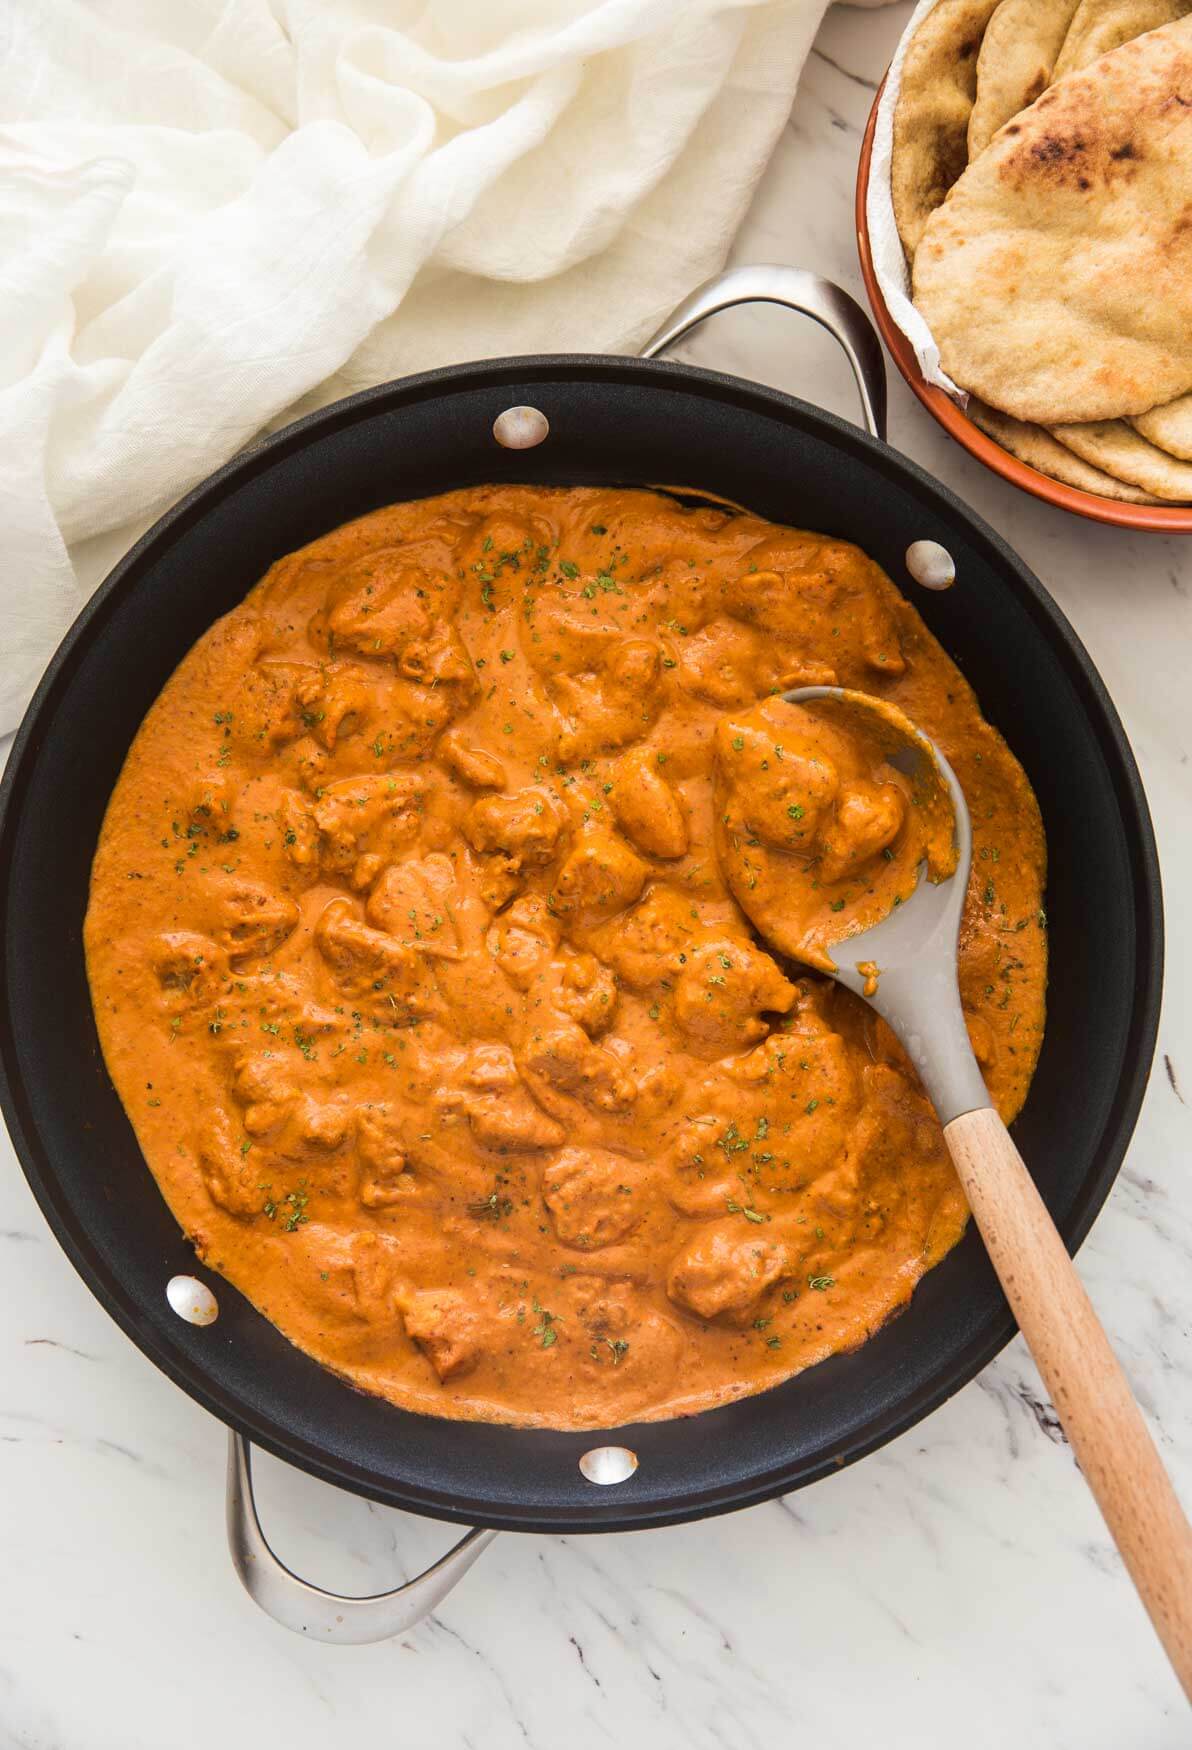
[864,0,964,401]
[0,0,856,733]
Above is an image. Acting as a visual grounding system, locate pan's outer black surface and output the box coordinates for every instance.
[0,357,1163,1534]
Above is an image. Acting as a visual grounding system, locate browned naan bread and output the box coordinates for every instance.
[1052,0,1192,78]
[968,400,1167,501]
[1131,392,1192,459]
[913,19,1192,424]
[891,0,1002,260]
[1049,419,1192,498]
[967,0,1081,159]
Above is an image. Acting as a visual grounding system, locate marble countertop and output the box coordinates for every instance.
[3,5,1191,1745]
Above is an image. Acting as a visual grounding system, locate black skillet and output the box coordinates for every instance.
[0,267,1162,1639]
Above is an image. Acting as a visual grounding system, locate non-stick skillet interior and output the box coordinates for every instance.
[0,360,1161,1532]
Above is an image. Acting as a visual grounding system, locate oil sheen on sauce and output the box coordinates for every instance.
[85,487,1047,1430]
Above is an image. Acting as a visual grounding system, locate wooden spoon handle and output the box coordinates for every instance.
[945,1106,1192,1702]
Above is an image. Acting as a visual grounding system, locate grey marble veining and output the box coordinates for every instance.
[2,5,1191,1744]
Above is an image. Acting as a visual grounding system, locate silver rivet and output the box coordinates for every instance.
[579,1445,638,1485]
[906,540,955,590]
[166,1274,219,1326]
[493,405,549,449]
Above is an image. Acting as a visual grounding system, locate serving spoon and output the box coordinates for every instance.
[724,684,1192,1701]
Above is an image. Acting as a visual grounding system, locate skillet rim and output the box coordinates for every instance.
[0,354,1164,1532]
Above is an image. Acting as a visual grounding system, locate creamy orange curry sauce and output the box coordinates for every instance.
[86,486,1046,1430]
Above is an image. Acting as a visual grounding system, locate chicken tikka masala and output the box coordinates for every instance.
[85,486,1047,1429]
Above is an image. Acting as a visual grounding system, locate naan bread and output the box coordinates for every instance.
[1052,0,1192,78]
[1130,391,1192,460]
[1049,420,1192,499]
[968,0,1081,160]
[913,20,1192,424]
[969,400,1167,503]
[892,0,1002,261]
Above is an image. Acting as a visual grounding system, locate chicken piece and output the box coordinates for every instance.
[612,750,688,859]
[464,787,566,869]
[768,657,841,694]
[403,1289,483,1381]
[475,859,521,911]
[673,940,796,1053]
[598,885,700,990]
[150,932,226,1005]
[817,780,905,885]
[387,662,478,759]
[438,729,506,791]
[292,663,373,750]
[554,829,646,925]
[676,616,762,707]
[663,1005,862,1209]
[235,657,313,749]
[465,787,568,909]
[556,638,663,761]
[356,1103,411,1208]
[347,1231,404,1322]
[607,636,662,699]
[713,711,839,852]
[634,545,722,633]
[290,735,329,793]
[289,1094,351,1152]
[724,536,905,677]
[801,1062,938,1234]
[844,1063,947,1191]
[207,877,299,967]
[283,1226,403,1327]
[666,1084,772,1209]
[176,771,236,831]
[457,508,557,582]
[359,1174,410,1212]
[231,1051,298,1140]
[574,1287,686,1408]
[313,773,423,876]
[542,1148,646,1250]
[313,897,443,1020]
[466,1097,565,1154]
[726,1023,863,1187]
[357,1102,407,1176]
[667,1168,745,1219]
[277,789,319,872]
[313,553,433,660]
[523,1021,635,1114]
[523,582,623,678]
[279,1225,399,1322]
[196,1108,261,1218]
[398,620,475,691]
[314,897,401,983]
[485,893,561,991]
[634,1059,684,1124]
[666,1220,789,1325]
[448,1044,565,1152]
[554,948,617,1034]
[366,855,460,951]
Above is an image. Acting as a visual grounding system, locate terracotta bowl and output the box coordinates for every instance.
[855,84,1192,534]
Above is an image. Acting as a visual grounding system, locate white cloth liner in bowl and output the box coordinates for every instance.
[864,0,964,401]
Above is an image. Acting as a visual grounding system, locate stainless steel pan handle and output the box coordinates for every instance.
[226,1431,497,1644]
[640,263,888,441]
